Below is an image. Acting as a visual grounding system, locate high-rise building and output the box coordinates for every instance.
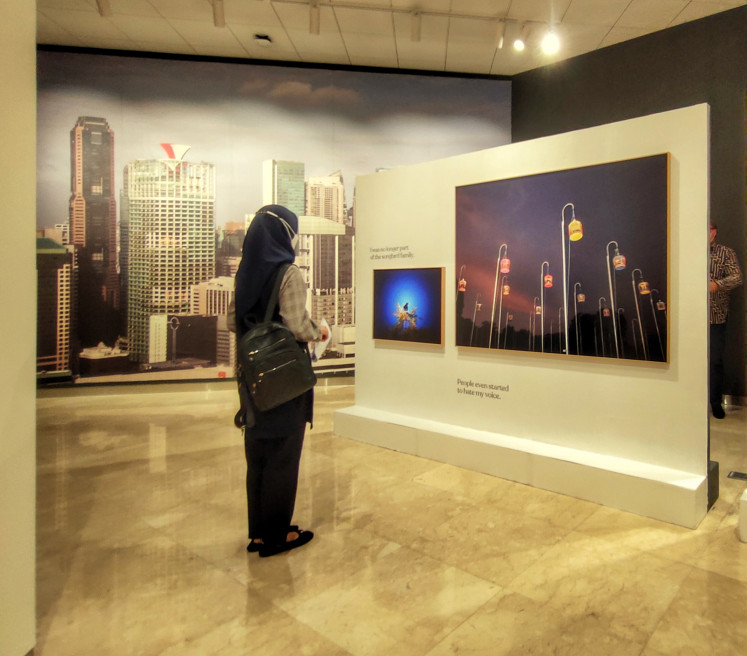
[297,216,355,330]
[306,171,346,223]
[216,222,245,278]
[191,276,235,368]
[262,160,305,217]
[190,276,234,316]
[261,161,355,358]
[124,144,216,364]
[216,256,242,278]
[55,223,70,244]
[36,223,70,246]
[36,237,75,378]
[68,116,120,347]
[119,190,130,337]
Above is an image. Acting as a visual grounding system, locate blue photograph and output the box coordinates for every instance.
[373,268,444,344]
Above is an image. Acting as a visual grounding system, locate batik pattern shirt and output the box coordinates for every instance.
[710,243,743,324]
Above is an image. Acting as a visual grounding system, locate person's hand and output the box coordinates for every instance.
[320,325,330,341]
[709,280,719,293]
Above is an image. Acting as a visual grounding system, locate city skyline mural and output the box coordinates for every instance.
[36,48,511,383]
[455,154,670,362]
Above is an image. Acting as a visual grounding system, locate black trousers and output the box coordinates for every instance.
[709,322,726,407]
[244,424,305,545]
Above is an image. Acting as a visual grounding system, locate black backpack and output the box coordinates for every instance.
[237,264,317,413]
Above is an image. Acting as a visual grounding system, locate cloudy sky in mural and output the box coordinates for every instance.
[37,50,510,227]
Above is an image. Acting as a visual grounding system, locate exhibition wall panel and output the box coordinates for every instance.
[335,104,710,528]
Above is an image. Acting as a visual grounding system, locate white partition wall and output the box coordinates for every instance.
[335,105,710,528]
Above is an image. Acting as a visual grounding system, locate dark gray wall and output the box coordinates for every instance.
[512,6,747,397]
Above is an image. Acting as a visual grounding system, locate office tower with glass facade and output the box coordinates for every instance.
[68,116,120,347]
[123,144,215,364]
[262,160,305,217]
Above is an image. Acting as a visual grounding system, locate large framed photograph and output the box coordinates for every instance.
[455,154,669,362]
[373,268,444,345]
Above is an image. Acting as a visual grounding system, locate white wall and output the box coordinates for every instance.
[0,0,37,653]
[337,105,710,527]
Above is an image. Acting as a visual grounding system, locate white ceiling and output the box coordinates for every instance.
[37,0,746,76]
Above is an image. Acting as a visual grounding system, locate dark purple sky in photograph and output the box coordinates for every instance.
[456,155,669,340]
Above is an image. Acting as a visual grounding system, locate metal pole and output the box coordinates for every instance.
[648,295,664,359]
[488,244,507,349]
[561,203,574,355]
[631,269,648,360]
[470,293,480,346]
[540,261,549,353]
[605,241,621,358]
[497,275,507,349]
[573,282,582,356]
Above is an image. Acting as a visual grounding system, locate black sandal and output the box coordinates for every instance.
[247,526,299,553]
[258,529,314,558]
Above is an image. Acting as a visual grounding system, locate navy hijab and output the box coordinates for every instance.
[235,205,298,325]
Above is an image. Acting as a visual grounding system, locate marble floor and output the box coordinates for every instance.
[36,382,747,655]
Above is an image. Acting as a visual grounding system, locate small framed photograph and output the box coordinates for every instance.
[373,267,444,345]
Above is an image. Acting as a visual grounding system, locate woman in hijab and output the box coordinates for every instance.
[234,204,328,557]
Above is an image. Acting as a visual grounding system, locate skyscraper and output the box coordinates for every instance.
[68,116,120,347]
[215,221,245,277]
[262,160,305,217]
[297,216,355,330]
[191,276,236,369]
[36,237,75,378]
[306,170,346,223]
[124,144,216,364]
[261,162,356,359]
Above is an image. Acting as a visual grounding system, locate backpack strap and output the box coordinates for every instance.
[262,263,292,323]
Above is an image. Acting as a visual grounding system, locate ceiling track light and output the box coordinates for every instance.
[542,27,560,55]
[95,0,112,17]
[310,3,321,35]
[495,21,505,49]
[513,24,530,52]
[213,0,226,28]
[411,11,422,43]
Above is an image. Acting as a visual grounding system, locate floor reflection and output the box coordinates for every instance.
[36,383,747,655]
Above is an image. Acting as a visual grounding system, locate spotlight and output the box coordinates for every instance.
[495,21,505,49]
[513,25,529,51]
[541,29,560,55]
